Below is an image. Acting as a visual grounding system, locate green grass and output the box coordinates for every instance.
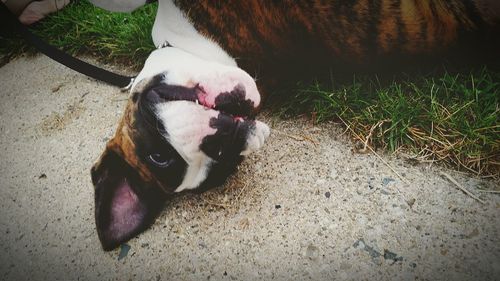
[0,0,156,68]
[1,0,499,176]
[274,70,499,176]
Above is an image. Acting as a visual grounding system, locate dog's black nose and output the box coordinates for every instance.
[199,114,254,162]
[213,83,256,118]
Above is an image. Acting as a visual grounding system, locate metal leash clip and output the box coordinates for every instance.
[157,40,172,49]
[120,77,135,92]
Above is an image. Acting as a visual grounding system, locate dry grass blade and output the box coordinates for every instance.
[338,115,410,185]
[477,190,500,194]
[274,129,318,146]
[359,119,389,153]
[300,134,319,146]
[273,129,303,141]
[439,172,486,204]
[203,200,232,209]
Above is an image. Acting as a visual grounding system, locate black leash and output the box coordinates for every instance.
[0,2,135,89]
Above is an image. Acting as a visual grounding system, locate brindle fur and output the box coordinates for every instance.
[93,93,182,195]
[174,0,498,79]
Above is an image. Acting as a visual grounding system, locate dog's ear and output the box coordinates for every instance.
[91,149,165,251]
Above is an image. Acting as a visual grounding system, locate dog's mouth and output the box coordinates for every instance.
[143,82,257,120]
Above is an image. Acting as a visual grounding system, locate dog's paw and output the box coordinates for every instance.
[241,121,270,156]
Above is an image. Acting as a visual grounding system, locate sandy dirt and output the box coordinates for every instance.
[0,55,499,281]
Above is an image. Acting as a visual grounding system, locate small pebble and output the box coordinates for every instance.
[383,249,403,262]
[325,191,331,198]
[118,244,131,260]
[51,84,63,93]
[198,240,207,249]
[406,198,416,208]
[382,177,395,186]
[306,244,319,260]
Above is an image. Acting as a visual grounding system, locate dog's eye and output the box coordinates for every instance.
[148,152,173,168]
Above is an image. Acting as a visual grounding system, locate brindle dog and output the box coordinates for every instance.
[89,0,499,250]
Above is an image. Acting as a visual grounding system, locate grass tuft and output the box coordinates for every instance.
[275,69,499,177]
[0,0,157,69]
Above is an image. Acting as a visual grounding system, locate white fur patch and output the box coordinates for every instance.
[152,0,237,67]
[155,101,217,192]
[241,121,271,156]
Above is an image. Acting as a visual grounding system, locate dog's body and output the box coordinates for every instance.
[89,0,499,250]
[163,0,500,77]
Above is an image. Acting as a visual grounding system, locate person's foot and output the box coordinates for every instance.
[19,0,70,25]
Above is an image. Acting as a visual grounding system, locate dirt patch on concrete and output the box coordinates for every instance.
[40,101,85,135]
[0,55,499,281]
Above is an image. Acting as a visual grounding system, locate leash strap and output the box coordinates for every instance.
[0,2,135,89]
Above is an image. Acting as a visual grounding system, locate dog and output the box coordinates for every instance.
[89,0,499,250]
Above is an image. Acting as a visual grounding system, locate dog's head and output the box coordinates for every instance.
[91,48,269,250]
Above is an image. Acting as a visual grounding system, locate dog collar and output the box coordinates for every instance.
[157,40,172,49]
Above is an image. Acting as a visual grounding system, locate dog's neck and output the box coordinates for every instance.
[152,0,237,67]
